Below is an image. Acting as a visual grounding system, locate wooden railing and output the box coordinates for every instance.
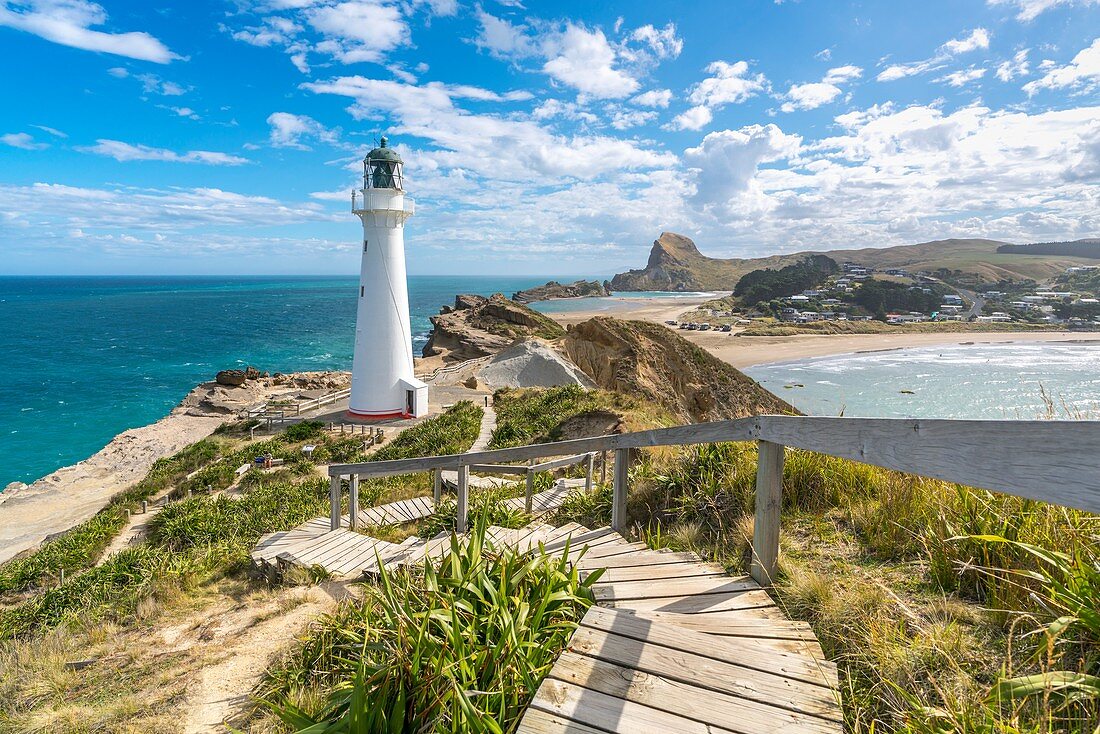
[327,416,1100,586]
[244,387,353,422]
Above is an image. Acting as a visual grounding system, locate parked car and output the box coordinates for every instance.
[665,319,678,326]
[699,323,712,331]
[719,324,732,332]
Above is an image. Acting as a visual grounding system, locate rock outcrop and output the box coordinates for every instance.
[512,280,611,303]
[609,232,749,291]
[561,317,795,422]
[479,340,596,390]
[176,370,350,417]
[421,294,566,362]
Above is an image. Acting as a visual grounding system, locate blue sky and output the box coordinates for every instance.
[0,0,1097,276]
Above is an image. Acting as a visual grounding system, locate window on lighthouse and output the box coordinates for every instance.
[363,239,368,252]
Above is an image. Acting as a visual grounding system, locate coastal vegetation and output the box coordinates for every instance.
[738,319,1067,336]
[256,517,599,732]
[733,254,839,305]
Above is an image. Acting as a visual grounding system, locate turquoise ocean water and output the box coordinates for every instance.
[744,341,1100,420]
[0,276,553,488]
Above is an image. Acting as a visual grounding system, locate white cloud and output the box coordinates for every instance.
[230,16,303,47]
[266,112,338,149]
[779,65,860,113]
[631,88,672,108]
[2,132,48,150]
[169,106,200,119]
[669,105,713,131]
[0,0,179,62]
[996,48,1030,81]
[878,28,991,81]
[668,60,767,129]
[937,66,987,87]
[1023,38,1100,95]
[80,139,250,165]
[685,124,802,207]
[815,48,832,61]
[628,22,683,60]
[306,1,410,64]
[31,125,66,138]
[473,8,536,59]
[987,0,1099,21]
[608,108,657,129]
[543,24,639,99]
[107,67,187,96]
[781,82,842,112]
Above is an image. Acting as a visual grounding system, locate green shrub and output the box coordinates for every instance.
[283,420,325,442]
[489,385,599,449]
[419,487,531,537]
[257,518,599,732]
[371,401,483,461]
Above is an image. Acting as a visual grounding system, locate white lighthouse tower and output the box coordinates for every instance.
[348,137,428,420]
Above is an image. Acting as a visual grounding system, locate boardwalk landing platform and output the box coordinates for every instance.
[249,519,841,732]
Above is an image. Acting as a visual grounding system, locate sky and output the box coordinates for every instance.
[0,0,1097,276]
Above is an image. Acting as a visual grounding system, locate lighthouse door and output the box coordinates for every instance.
[405,390,414,416]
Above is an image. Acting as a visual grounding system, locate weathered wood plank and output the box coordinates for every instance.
[582,561,727,583]
[592,575,761,603]
[752,440,785,586]
[514,707,609,734]
[579,606,836,687]
[547,652,840,734]
[527,677,739,734]
[603,588,779,615]
[568,626,841,720]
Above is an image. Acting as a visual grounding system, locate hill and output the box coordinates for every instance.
[561,316,795,422]
[609,233,1100,291]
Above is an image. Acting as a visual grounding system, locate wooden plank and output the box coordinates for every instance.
[592,575,760,604]
[573,550,701,569]
[456,465,470,531]
[582,562,727,583]
[328,476,341,530]
[579,606,836,687]
[468,464,530,475]
[548,652,840,734]
[756,416,1100,515]
[514,707,609,734]
[568,627,841,720]
[530,453,591,473]
[603,589,779,615]
[751,440,785,586]
[527,677,738,734]
[349,475,359,531]
[623,609,816,640]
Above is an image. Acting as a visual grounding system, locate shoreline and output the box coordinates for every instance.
[0,371,350,565]
[542,294,1088,368]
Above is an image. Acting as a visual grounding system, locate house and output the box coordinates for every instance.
[939,304,963,313]
[942,294,963,304]
[789,294,811,303]
[886,313,926,324]
[797,311,822,322]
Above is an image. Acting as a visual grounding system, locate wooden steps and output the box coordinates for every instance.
[248,515,841,732]
[515,527,842,733]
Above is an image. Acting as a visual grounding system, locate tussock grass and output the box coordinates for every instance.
[255,517,599,732]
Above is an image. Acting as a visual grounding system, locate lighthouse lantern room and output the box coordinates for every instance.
[348,137,427,420]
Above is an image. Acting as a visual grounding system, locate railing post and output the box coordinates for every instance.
[585,452,595,493]
[751,441,785,586]
[349,474,359,530]
[600,450,608,486]
[456,464,470,531]
[611,448,631,532]
[329,475,342,531]
[525,466,534,513]
[432,467,442,506]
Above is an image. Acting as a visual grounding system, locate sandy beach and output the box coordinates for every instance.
[545,295,1087,368]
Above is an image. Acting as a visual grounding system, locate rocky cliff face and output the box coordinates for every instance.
[561,317,795,422]
[421,294,566,362]
[609,232,748,291]
[512,279,611,303]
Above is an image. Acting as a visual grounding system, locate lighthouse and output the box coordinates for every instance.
[348,137,428,419]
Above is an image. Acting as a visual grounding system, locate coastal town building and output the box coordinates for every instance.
[348,137,428,419]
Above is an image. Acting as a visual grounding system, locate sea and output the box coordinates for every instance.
[0,276,715,489]
[744,341,1100,420]
[3,276,1097,490]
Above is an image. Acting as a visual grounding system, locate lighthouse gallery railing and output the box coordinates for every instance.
[327,415,1100,586]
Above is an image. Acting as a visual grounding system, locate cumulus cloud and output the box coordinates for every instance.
[631,88,672,108]
[2,132,48,150]
[878,28,990,81]
[542,24,639,98]
[987,0,1099,21]
[80,139,250,165]
[266,112,338,149]
[780,65,862,112]
[669,60,767,130]
[0,0,179,62]
[937,66,987,87]
[1023,38,1100,95]
[684,124,802,206]
[627,22,683,61]
[306,1,409,64]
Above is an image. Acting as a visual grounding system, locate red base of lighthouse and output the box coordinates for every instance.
[345,408,410,421]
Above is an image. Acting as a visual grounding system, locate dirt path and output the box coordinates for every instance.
[180,581,356,733]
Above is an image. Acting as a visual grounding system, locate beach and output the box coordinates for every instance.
[543,295,1085,368]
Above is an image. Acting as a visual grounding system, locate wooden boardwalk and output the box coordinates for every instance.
[249,520,841,731]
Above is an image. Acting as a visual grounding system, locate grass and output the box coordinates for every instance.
[488,384,659,449]
[254,516,599,733]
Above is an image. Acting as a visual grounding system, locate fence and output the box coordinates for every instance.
[327,415,1100,586]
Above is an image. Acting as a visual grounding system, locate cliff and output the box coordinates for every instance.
[561,316,795,422]
[421,294,566,362]
[512,279,611,303]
